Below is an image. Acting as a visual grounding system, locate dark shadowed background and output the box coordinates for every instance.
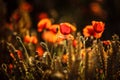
[1,0,120,39]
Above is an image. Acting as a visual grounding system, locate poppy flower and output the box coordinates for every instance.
[83,21,105,38]
[24,35,38,44]
[93,32,103,38]
[92,21,105,33]
[31,36,38,44]
[24,35,31,43]
[36,46,44,57]
[83,25,94,37]
[50,24,59,33]
[20,2,32,12]
[38,12,48,20]
[42,31,57,43]
[37,18,52,32]
[10,50,23,60]
[9,64,14,70]
[60,23,76,35]
[102,40,111,45]
[6,23,14,31]
[10,11,20,22]
[17,50,23,59]
[73,39,77,48]
[9,63,14,73]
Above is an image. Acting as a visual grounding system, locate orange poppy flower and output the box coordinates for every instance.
[83,21,105,38]
[92,21,105,33]
[42,31,57,43]
[60,22,76,35]
[83,25,103,38]
[24,35,31,43]
[31,36,38,44]
[37,18,52,32]
[49,24,60,33]
[83,25,94,37]
[24,35,38,44]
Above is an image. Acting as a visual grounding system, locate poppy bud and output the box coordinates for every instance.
[24,35,31,43]
[73,39,77,48]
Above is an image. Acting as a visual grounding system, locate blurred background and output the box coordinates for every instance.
[1,0,120,39]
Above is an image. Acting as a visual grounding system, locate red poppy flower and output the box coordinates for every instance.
[17,50,23,59]
[83,21,105,38]
[37,18,52,32]
[10,11,20,22]
[36,46,44,57]
[73,39,77,48]
[92,21,105,33]
[93,32,103,38]
[83,25,103,38]
[60,23,76,35]
[9,64,13,70]
[102,40,111,45]
[9,63,14,73]
[10,50,23,60]
[20,2,32,12]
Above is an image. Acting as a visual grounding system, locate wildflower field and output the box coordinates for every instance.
[0,0,120,80]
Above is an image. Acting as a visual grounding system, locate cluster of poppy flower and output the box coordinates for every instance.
[2,14,120,80]
[35,18,106,62]
[37,18,76,44]
[37,18,105,42]
[16,14,106,62]
[1,1,120,79]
